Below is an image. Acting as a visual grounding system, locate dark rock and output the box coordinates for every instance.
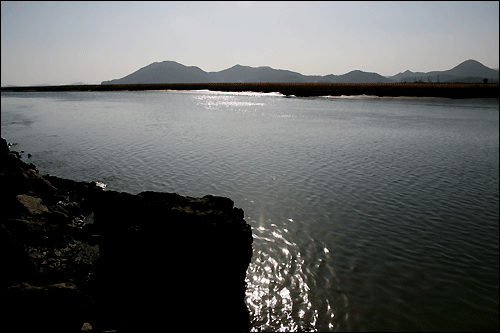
[0,223,36,290]
[90,190,253,331]
[1,136,254,331]
[1,152,59,200]
[1,282,91,333]
[15,193,50,215]
[28,163,39,173]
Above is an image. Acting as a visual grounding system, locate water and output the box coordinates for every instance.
[2,90,498,331]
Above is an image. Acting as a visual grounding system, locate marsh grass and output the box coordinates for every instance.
[2,82,498,98]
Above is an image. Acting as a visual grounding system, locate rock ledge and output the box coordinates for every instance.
[1,137,253,332]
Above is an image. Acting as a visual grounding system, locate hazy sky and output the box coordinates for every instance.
[1,1,499,86]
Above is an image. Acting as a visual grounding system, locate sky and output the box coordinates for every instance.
[1,1,499,86]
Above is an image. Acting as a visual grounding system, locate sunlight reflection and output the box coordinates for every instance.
[246,219,319,331]
[272,230,282,239]
[311,309,319,327]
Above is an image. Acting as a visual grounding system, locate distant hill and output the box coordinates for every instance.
[323,70,394,83]
[101,59,498,85]
[102,61,212,84]
[389,59,499,83]
[211,64,312,83]
[102,61,395,84]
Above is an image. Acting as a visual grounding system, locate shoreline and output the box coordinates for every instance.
[2,82,499,98]
[1,136,253,331]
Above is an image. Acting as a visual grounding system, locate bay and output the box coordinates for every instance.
[2,91,498,331]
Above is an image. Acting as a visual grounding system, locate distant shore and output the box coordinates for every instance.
[2,82,499,98]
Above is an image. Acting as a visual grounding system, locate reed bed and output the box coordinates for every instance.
[2,82,498,98]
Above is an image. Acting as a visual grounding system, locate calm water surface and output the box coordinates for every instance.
[2,91,499,331]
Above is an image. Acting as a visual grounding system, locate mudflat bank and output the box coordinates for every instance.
[2,82,499,98]
[0,137,253,332]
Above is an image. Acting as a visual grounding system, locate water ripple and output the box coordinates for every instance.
[2,91,498,331]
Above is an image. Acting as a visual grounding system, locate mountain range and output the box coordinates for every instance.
[101,59,499,85]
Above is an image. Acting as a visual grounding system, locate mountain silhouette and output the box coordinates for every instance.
[325,70,394,83]
[389,59,499,83]
[212,64,311,83]
[102,61,211,84]
[445,59,498,78]
[101,62,394,84]
[102,60,498,85]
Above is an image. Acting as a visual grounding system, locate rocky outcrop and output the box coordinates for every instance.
[2,282,93,332]
[90,191,253,331]
[1,137,253,332]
